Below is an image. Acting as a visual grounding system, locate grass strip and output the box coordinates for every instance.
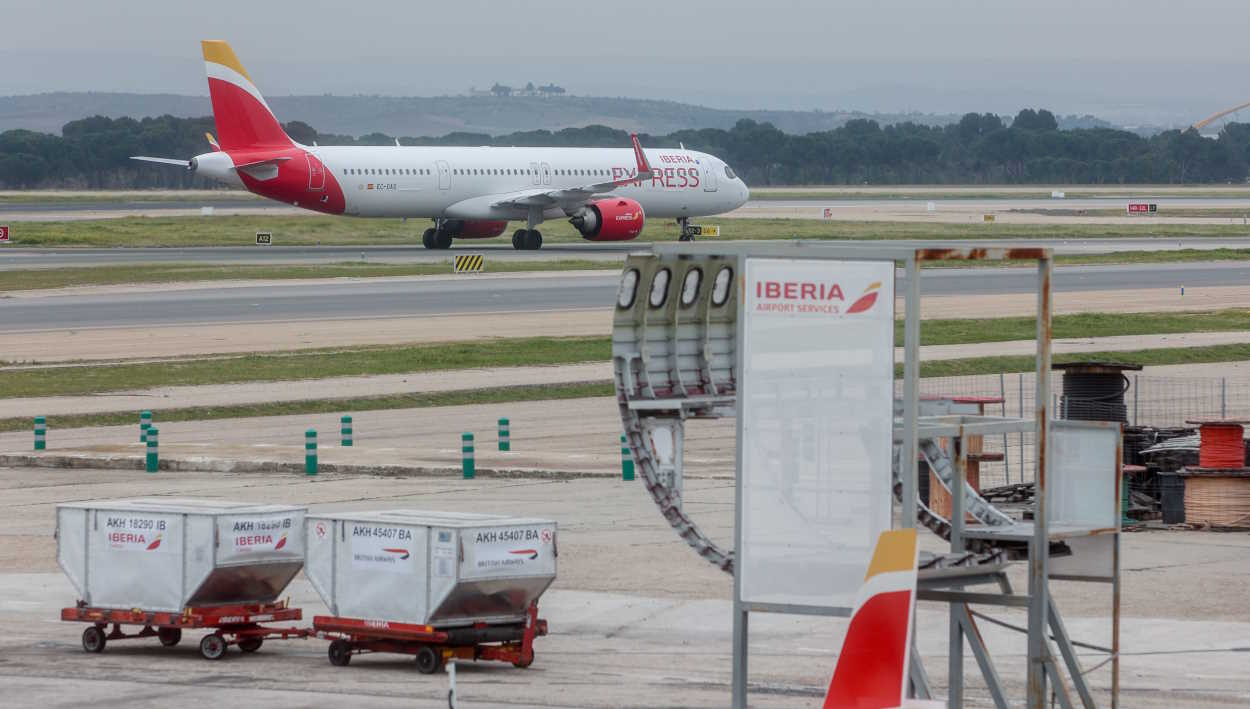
[2,250,1248,291]
[5,342,1247,433]
[7,214,1250,248]
[6,311,1250,394]
[0,259,614,292]
[0,380,614,433]
[899,343,1250,379]
[897,308,1250,346]
[0,337,610,397]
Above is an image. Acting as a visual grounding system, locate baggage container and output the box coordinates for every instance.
[306,510,556,627]
[57,498,306,613]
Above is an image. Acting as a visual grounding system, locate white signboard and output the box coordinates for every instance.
[467,525,553,574]
[227,514,295,554]
[738,258,895,610]
[101,513,172,553]
[350,522,416,574]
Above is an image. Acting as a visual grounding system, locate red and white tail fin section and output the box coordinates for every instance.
[201,40,292,150]
[823,528,922,709]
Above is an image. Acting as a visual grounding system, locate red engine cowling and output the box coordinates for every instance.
[448,220,509,239]
[569,198,645,241]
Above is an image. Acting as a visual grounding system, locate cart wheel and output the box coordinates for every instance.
[81,625,107,653]
[512,657,533,668]
[157,627,182,647]
[328,639,352,667]
[414,645,443,675]
[199,632,228,660]
[238,637,263,653]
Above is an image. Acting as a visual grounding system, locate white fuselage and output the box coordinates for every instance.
[304,145,749,221]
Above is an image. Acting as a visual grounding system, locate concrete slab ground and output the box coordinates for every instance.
[8,284,1250,363]
[8,331,1250,418]
[0,396,737,478]
[1,466,1247,707]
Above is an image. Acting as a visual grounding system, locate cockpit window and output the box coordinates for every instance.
[724,165,737,180]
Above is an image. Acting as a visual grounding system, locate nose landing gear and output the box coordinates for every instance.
[677,217,696,242]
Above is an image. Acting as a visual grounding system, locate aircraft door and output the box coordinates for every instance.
[306,153,326,192]
[436,160,451,190]
[702,162,718,192]
[540,162,551,185]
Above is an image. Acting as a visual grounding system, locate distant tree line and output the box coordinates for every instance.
[3,108,1250,188]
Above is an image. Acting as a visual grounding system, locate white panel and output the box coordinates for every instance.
[1049,535,1115,580]
[739,258,895,609]
[336,521,428,622]
[86,509,184,611]
[1048,422,1119,529]
[183,514,215,600]
[427,527,459,614]
[305,517,337,615]
[56,508,87,599]
[216,511,305,565]
[460,523,558,580]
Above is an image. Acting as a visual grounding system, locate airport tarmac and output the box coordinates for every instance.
[3,262,1248,333]
[1,466,1247,707]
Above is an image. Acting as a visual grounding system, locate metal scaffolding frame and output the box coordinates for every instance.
[611,242,1120,708]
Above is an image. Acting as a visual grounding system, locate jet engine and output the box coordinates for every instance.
[569,198,645,241]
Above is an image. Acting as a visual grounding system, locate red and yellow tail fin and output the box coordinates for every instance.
[201,40,292,150]
[823,528,919,709]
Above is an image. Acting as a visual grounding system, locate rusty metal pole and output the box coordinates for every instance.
[1027,254,1053,709]
[901,254,921,529]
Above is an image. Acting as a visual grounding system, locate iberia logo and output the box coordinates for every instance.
[383,548,410,560]
[509,548,539,560]
[146,534,163,551]
[846,281,882,314]
[274,532,287,550]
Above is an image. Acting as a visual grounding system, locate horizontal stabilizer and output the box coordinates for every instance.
[130,156,191,168]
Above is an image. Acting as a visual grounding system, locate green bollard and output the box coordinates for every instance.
[34,416,46,451]
[621,434,635,481]
[145,427,159,473]
[341,415,353,447]
[140,410,152,443]
[462,433,475,479]
[305,429,318,476]
[498,418,510,451]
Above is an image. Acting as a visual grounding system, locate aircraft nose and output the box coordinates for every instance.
[737,182,750,207]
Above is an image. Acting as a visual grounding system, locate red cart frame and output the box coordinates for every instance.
[62,599,306,660]
[312,603,547,674]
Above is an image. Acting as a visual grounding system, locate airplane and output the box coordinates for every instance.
[133,41,750,250]
[822,528,942,709]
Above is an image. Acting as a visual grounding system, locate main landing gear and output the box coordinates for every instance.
[512,229,543,250]
[677,217,696,242]
[421,222,453,250]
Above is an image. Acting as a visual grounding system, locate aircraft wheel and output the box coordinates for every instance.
[512,230,526,250]
[435,230,453,249]
[422,228,436,249]
[525,230,543,250]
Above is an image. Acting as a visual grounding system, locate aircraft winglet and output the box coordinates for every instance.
[630,133,652,175]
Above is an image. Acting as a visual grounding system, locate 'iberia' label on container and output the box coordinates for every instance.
[103,514,169,552]
[230,515,294,553]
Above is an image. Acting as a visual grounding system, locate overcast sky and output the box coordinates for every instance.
[3,0,1247,124]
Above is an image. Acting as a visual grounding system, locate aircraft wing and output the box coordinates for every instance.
[490,133,654,210]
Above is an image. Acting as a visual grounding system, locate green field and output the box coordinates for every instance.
[6,310,1250,397]
[6,214,1250,248]
[0,259,614,292]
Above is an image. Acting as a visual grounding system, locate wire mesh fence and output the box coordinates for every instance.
[900,372,1250,489]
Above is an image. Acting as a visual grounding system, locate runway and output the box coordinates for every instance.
[3,261,1247,332]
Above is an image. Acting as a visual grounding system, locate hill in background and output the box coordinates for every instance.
[4,91,977,137]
